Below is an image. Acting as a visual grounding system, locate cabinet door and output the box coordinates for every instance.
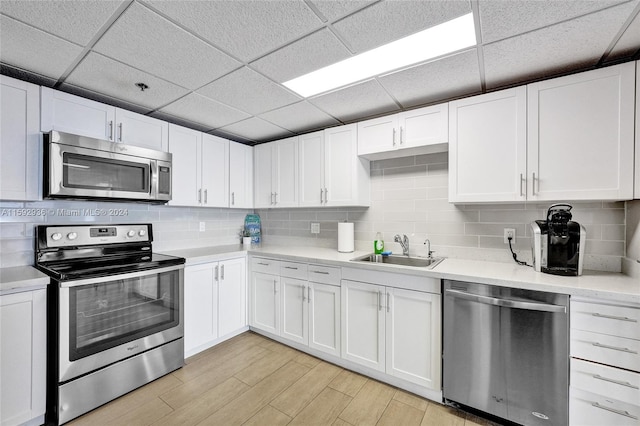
[325,124,369,206]
[168,124,202,206]
[40,87,115,140]
[399,104,448,149]
[184,263,218,356]
[250,272,280,335]
[528,62,635,201]
[298,131,325,207]
[309,282,341,357]
[115,108,168,151]
[449,87,527,203]
[357,114,398,156]
[0,76,40,201]
[218,258,247,337]
[636,61,640,199]
[201,134,229,208]
[1,290,46,426]
[280,277,308,345]
[341,280,385,372]
[386,288,441,389]
[273,137,298,207]
[254,143,273,208]
[229,142,253,208]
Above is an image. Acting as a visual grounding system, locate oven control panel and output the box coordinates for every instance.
[44,224,152,247]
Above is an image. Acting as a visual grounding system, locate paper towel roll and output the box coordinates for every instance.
[338,222,354,253]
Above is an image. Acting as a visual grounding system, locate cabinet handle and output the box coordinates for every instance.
[311,270,329,275]
[532,172,537,195]
[593,374,639,389]
[108,120,114,140]
[273,280,278,293]
[204,189,208,204]
[399,126,403,145]
[392,128,396,146]
[257,262,270,266]
[591,402,638,420]
[198,188,202,203]
[231,192,235,206]
[274,192,278,204]
[520,173,525,197]
[378,290,382,311]
[214,265,219,281]
[302,286,306,302]
[386,292,390,313]
[592,342,638,354]
[592,312,637,323]
[118,123,123,142]
[284,266,298,270]
[324,188,328,203]
[221,264,225,280]
[307,286,311,303]
[320,188,324,203]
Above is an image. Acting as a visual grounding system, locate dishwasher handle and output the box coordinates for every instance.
[445,289,566,313]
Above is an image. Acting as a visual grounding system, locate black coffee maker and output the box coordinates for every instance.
[531,204,586,276]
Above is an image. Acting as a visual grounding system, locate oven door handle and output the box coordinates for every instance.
[59,264,184,287]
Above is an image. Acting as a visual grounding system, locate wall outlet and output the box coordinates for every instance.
[199,221,206,232]
[311,222,320,234]
[504,228,516,244]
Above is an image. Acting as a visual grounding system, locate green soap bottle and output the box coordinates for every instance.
[374,232,384,254]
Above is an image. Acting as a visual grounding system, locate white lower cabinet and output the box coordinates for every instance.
[0,289,46,426]
[184,257,246,357]
[308,281,341,357]
[280,276,308,345]
[249,271,280,335]
[341,279,441,389]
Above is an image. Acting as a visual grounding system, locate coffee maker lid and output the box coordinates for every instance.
[546,203,573,223]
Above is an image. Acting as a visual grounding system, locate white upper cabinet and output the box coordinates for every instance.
[41,87,168,151]
[449,87,527,203]
[324,124,370,207]
[0,76,41,201]
[358,104,448,160]
[254,137,298,208]
[229,142,253,209]
[527,62,635,201]
[299,131,325,207]
[635,61,640,200]
[169,125,229,207]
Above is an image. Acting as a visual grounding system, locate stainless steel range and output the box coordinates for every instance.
[35,224,185,425]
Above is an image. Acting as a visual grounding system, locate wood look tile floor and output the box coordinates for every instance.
[68,332,498,426]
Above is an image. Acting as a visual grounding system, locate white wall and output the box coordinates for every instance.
[0,199,250,267]
[258,153,626,272]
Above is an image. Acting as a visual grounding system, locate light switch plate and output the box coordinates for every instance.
[311,222,320,234]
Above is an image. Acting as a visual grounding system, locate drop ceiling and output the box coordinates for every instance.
[1,0,639,145]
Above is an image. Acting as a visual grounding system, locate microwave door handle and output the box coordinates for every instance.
[150,161,157,198]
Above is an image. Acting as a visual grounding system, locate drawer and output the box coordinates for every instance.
[280,261,308,279]
[571,358,640,406]
[570,387,639,426]
[571,329,640,372]
[571,300,640,340]
[250,257,280,275]
[307,264,341,286]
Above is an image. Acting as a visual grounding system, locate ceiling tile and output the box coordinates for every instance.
[378,49,482,108]
[250,29,351,83]
[197,67,301,115]
[93,3,240,90]
[56,84,153,115]
[65,52,189,109]
[479,0,630,44]
[219,117,293,142]
[607,9,640,60]
[148,111,216,133]
[332,0,470,53]
[146,0,323,62]
[309,79,398,122]
[0,0,123,45]
[307,0,375,22]
[0,15,83,80]
[159,93,251,129]
[259,101,340,132]
[483,2,638,89]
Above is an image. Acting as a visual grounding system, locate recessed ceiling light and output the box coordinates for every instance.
[283,13,476,98]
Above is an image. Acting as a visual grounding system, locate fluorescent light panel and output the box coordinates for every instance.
[283,13,476,98]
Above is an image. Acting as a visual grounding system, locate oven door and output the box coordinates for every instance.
[48,142,157,201]
[58,265,183,382]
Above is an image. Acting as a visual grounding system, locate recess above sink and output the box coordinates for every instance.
[351,253,444,269]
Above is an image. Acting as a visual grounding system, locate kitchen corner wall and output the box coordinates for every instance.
[0,199,251,268]
[258,153,626,272]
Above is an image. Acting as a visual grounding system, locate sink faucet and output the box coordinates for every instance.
[424,238,434,259]
[394,234,409,256]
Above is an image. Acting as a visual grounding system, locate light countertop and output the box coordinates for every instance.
[0,266,49,295]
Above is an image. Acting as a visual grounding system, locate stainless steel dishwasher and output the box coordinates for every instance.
[443,280,569,426]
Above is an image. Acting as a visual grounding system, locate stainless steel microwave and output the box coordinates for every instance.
[44,131,172,203]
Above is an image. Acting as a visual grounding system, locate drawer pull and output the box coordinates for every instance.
[257,262,270,266]
[592,342,638,354]
[311,270,329,275]
[592,312,638,323]
[284,266,298,270]
[593,374,639,390]
[591,402,638,420]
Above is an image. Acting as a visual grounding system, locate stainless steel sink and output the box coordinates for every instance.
[351,253,444,269]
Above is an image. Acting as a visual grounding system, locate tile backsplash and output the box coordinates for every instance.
[0,199,251,268]
[258,153,626,272]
